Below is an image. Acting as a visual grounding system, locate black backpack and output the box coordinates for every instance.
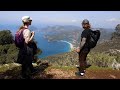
[88,30,101,48]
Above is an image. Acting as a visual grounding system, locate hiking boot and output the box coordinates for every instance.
[21,74,32,79]
[31,68,38,75]
[75,70,86,76]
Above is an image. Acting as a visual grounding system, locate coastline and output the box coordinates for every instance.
[60,40,74,51]
[37,38,75,58]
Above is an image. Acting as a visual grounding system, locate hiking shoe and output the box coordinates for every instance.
[80,72,84,76]
[21,74,32,79]
[75,70,85,76]
[31,68,38,75]
[75,72,84,76]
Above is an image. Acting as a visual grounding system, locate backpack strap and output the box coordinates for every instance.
[18,27,28,34]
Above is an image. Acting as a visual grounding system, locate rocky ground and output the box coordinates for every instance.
[0,62,120,79]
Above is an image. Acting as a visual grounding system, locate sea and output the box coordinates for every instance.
[34,32,72,58]
[0,24,72,58]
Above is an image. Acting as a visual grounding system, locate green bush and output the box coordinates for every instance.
[87,52,117,67]
[0,55,6,64]
[0,44,19,64]
[0,30,13,45]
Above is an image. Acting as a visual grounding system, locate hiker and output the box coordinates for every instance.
[75,19,92,76]
[17,16,37,79]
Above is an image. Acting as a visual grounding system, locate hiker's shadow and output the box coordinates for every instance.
[0,62,54,79]
[0,65,21,79]
[31,62,54,79]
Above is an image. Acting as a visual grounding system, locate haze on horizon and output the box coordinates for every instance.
[0,11,120,29]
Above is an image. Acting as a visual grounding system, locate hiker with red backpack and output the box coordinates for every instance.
[75,19,100,76]
[15,16,37,79]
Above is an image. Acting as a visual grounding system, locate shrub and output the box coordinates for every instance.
[87,52,117,67]
[0,30,13,45]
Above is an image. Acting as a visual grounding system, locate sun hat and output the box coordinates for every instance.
[22,16,32,22]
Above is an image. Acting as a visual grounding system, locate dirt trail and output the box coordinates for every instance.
[0,63,120,79]
[45,68,120,79]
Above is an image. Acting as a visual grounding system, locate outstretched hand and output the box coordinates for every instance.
[75,47,80,53]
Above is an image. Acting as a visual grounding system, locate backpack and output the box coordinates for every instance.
[15,29,25,48]
[88,30,101,48]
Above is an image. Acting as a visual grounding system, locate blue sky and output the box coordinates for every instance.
[0,11,120,29]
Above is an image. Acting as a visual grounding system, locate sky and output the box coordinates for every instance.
[0,11,120,29]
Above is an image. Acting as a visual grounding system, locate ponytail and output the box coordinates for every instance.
[17,25,25,32]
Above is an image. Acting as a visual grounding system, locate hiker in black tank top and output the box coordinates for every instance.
[75,19,91,76]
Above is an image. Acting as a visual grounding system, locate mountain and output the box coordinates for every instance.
[0,24,42,36]
[41,25,82,47]
[92,24,120,53]
[40,25,114,47]
[98,28,114,43]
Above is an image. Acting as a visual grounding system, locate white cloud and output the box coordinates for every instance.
[71,19,77,22]
[106,18,120,22]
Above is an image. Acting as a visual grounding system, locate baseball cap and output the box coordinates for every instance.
[82,19,89,24]
[22,16,32,22]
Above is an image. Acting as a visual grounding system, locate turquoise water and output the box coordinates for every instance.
[34,32,71,58]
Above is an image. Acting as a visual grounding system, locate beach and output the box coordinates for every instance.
[60,40,74,51]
